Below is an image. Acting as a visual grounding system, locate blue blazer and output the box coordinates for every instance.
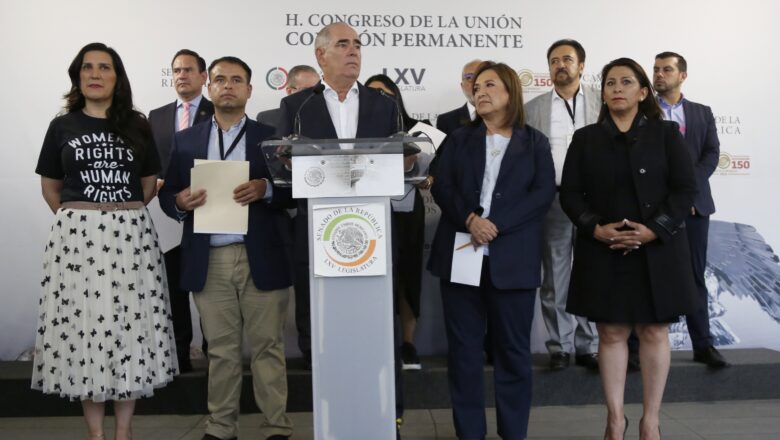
[158,119,293,292]
[427,123,556,290]
[276,82,399,263]
[681,99,719,216]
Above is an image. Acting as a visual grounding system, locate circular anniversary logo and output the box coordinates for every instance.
[718,152,731,169]
[516,69,535,88]
[265,67,288,90]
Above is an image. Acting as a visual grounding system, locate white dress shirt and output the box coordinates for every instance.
[479,133,511,255]
[549,87,586,185]
[322,80,360,144]
[466,101,477,121]
[206,115,263,247]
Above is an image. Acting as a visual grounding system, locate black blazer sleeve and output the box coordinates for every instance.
[644,122,697,242]
[559,128,603,236]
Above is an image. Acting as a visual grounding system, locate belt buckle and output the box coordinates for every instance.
[99,202,119,211]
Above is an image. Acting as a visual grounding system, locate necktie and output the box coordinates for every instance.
[178,101,191,132]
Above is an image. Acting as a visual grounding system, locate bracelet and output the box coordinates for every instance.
[465,213,475,228]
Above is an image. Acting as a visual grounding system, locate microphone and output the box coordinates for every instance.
[410,130,434,154]
[377,89,404,134]
[293,83,325,138]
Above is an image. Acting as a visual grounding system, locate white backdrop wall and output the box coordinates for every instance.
[1,0,778,360]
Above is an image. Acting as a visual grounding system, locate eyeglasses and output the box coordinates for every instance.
[462,73,476,81]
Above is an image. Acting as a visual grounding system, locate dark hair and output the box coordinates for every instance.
[547,39,586,64]
[287,65,319,89]
[65,42,152,157]
[471,61,525,129]
[171,49,206,72]
[208,56,252,83]
[364,73,416,131]
[597,57,662,123]
[655,51,687,73]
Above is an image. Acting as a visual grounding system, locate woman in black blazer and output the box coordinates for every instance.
[428,61,555,440]
[560,58,697,440]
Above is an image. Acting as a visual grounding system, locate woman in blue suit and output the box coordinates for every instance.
[428,61,556,440]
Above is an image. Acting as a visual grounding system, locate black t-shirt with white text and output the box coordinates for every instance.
[35,111,160,203]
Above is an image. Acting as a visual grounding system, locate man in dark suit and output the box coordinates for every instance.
[148,49,214,372]
[160,56,294,440]
[275,22,403,432]
[435,59,482,136]
[429,59,482,180]
[256,65,319,128]
[653,51,727,368]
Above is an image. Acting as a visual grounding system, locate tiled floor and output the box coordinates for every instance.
[2,399,779,439]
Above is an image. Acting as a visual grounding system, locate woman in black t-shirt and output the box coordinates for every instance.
[32,42,177,440]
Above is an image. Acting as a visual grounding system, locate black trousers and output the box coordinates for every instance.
[441,258,535,440]
[293,260,311,356]
[684,214,712,350]
[628,213,712,353]
[164,246,193,361]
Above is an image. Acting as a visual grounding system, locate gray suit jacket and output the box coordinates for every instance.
[524,85,602,138]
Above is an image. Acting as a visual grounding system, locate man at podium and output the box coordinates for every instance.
[275,21,404,433]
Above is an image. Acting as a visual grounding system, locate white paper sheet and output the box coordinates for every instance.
[146,195,183,252]
[408,121,446,154]
[191,159,249,234]
[450,232,484,286]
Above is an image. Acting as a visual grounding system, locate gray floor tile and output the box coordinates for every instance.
[402,409,435,425]
[288,411,314,428]
[132,414,206,429]
[2,399,779,439]
[679,417,780,435]
[703,435,780,440]
[662,399,780,419]
[0,416,86,429]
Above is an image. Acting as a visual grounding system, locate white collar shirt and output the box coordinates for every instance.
[549,86,586,185]
[207,115,247,247]
[479,133,511,255]
[322,80,360,146]
[466,101,477,121]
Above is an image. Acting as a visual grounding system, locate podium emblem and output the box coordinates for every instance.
[313,203,387,277]
[304,166,325,186]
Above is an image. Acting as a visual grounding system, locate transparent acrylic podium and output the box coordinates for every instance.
[261,136,431,440]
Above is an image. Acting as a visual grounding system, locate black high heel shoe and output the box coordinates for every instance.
[638,417,661,440]
[604,415,628,440]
